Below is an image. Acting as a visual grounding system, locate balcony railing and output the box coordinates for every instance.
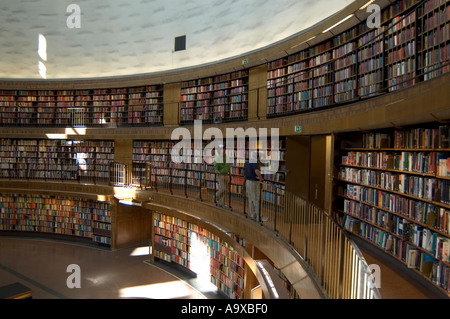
[127,164,381,299]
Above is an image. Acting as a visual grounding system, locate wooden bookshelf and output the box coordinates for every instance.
[333,33,358,103]
[385,8,417,91]
[266,0,450,118]
[418,0,450,81]
[0,3,447,127]
[0,192,113,246]
[0,189,155,249]
[357,25,385,97]
[127,85,164,125]
[180,71,248,124]
[132,140,174,189]
[0,85,163,127]
[152,211,246,298]
[0,138,114,184]
[132,137,286,206]
[333,122,450,297]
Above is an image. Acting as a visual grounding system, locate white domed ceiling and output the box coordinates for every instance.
[0,0,355,79]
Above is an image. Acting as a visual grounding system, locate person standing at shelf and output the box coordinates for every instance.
[214,144,230,208]
[244,150,263,222]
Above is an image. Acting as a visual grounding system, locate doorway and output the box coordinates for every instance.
[285,135,332,211]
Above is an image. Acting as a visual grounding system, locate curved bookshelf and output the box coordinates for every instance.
[152,211,246,299]
[0,0,446,130]
[0,192,113,246]
[0,0,448,300]
[334,123,450,296]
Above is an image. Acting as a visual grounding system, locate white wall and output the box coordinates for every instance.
[0,0,354,79]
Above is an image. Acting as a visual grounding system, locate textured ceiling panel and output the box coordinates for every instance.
[0,0,354,79]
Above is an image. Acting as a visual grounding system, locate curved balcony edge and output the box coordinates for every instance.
[140,190,328,299]
[0,72,448,141]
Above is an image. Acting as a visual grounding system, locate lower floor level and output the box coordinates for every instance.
[0,235,446,300]
[0,236,225,299]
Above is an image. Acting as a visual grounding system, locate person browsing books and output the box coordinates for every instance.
[214,144,230,208]
[244,150,263,221]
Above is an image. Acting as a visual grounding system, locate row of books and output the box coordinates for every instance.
[266,0,449,117]
[357,127,450,150]
[421,25,450,50]
[335,67,357,82]
[0,139,113,151]
[421,44,450,81]
[345,212,449,283]
[2,87,160,96]
[153,213,192,269]
[0,193,112,243]
[344,175,450,211]
[180,73,248,123]
[388,58,416,78]
[386,41,416,65]
[180,99,248,107]
[358,72,383,89]
[133,140,285,185]
[343,214,450,293]
[181,83,248,95]
[0,98,163,106]
[337,123,450,295]
[181,72,248,87]
[210,265,245,287]
[153,212,245,298]
[344,187,442,232]
[340,166,440,195]
[343,195,450,235]
[386,26,416,49]
[208,246,245,271]
[0,194,109,207]
[422,6,450,33]
[0,212,97,224]
[341,150,438,174]
[93,236,111,245]
[267,101,313,111]
[0,140,114,182]
[423,0,449,15]
[0,105,164,126]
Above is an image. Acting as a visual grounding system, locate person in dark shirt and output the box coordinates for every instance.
[244,150,262,221]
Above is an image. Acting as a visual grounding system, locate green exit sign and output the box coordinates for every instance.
[242,58,248,65]
[295,125,302,133]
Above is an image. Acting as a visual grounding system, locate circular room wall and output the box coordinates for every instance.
[0,0,354,79]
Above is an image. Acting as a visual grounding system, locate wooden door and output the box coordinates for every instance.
[309,135,327,210]
[285,136,310,199]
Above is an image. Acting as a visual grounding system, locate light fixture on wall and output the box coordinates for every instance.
[322,14,354,33]
[37,33,47,79]
[359,0,376,10]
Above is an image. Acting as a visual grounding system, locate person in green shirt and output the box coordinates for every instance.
[214,144,230,208]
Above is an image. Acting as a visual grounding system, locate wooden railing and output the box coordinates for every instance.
[130,165,381,299]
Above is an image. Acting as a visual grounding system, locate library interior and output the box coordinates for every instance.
[1,0,450,302]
